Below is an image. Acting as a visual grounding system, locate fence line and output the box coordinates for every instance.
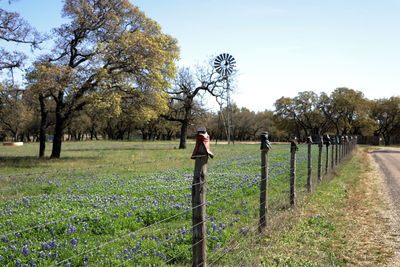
[51,181,260,266]
[0,137,357,266]
[191,134,356,266]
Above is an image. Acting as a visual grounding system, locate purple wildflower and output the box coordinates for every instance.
[21,245,29,257]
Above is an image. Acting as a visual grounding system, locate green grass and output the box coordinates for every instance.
[0,140,346,266]
[216,148,394,267]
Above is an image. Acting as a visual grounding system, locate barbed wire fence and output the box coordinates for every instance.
[0,136,357,266]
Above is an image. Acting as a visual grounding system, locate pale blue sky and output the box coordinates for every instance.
[3,0,400,111]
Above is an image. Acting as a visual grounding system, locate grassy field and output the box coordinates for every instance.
[217,148,394,266]
[0,140,332,266]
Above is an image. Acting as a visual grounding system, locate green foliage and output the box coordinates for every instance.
[274,88,378,138]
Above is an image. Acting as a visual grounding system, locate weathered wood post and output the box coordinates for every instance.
[335,135,339,165]
[191,127,214,267]
[317,136,323,183]
[259,132,271,233]
[306,136,313,193]
[341,136,345,160]
[339,136,342,161]
[331,135,335,169]
[323,134,331,174]
[289,137,298,206]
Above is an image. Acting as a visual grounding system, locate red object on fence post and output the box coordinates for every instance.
[259,132,271,233]
[191,128,213,267]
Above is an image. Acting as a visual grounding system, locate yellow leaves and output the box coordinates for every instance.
[86,91,122,118]
[26,63,73,98]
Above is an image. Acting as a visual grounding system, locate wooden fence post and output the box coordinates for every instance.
[306,136,312,193]
[335,136,338,165]
[191,128,213,267]
[341,136,345,160]
[331,136,335,169]
[323,134,331,175]
[259,132,271,233]
[317,136,323,183]
[289,138,298,206]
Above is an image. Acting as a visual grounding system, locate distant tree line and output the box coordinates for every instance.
[1,1,400,159]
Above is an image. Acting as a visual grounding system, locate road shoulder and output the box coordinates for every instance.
[369,147,400,266]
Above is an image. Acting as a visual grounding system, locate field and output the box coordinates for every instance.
[0,141,329,266]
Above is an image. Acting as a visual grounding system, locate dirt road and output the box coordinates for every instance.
[371,148,400,210]
[371,147,400,265]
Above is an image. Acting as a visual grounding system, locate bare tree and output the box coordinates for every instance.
[163,65,229,149]
[0,0,42,72]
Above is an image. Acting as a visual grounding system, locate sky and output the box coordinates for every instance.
[3,0,400,111]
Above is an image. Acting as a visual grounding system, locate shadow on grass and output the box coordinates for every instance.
[63,147,176,152]
[0,156,98,168]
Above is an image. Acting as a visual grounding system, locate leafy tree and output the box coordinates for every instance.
[275,91,329,138]
[31,0,179,158]
[0,85,32,141]
[370,97,400,145]
[26,63,71,157]
[318,88,368,135]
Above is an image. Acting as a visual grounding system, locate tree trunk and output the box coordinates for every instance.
[179,120,188,149]
[383,134,391,146]
[39,94,48,158]
[51,97,65,159]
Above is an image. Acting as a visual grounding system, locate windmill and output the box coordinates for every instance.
[214,53,236,144]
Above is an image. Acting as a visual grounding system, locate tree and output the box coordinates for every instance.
[26,63,71,157]
[0,0,42,72]
[0,85,32,141]
[318,88,368,135]
[370,97,400,145]
[163,66,228,149]
[275,91,329,139]
[32,0,179,158]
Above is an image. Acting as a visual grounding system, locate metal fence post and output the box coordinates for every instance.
[259,132,271,233]
[289,138,298,206]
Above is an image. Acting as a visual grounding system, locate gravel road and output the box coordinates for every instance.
[371,148,400,210]
[371,147,400,265]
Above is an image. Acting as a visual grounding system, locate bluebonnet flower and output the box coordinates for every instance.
[42,243,50,250]
[21,245,29,257]
[49,240,57,249]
